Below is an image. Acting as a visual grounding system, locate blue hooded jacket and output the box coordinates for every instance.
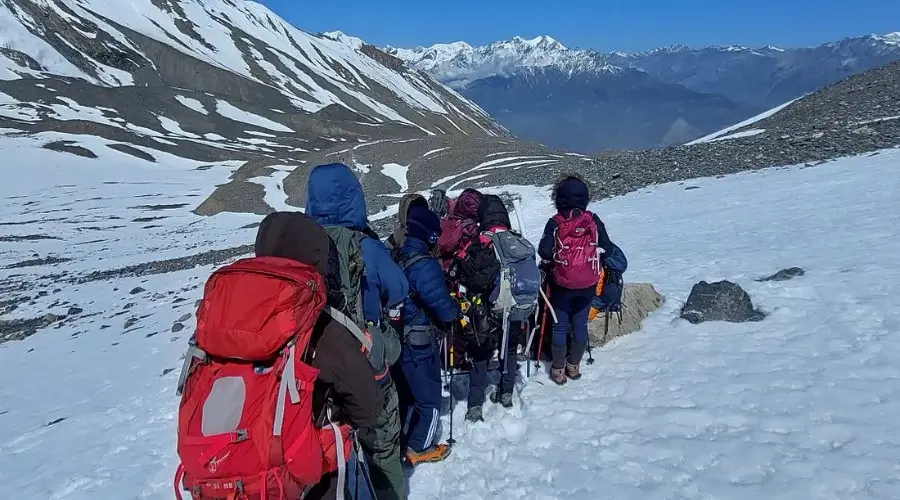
[305,163,409,323]
[399,236,460,331]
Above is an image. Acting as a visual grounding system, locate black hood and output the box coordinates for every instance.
[553,175,590,213]
[477,194,511,229]
[255,211,343,307]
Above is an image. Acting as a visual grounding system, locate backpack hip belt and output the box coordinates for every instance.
[403,324,440,347]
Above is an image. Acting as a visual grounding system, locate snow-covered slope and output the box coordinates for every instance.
[0,0,504,138]
[2,130,899,498]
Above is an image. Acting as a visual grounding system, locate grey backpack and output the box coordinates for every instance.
[487,230,541,322]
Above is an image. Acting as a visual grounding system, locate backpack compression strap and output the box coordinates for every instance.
[325,306,373,352]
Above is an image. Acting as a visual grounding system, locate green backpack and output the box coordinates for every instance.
[323,226,402,376]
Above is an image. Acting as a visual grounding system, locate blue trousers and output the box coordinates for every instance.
[399,343,442,452]
[345,438,377,500]
[550,285,594,367]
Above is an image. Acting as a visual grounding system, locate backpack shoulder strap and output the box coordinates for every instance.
[324,226,368,324]
[325,306,373,352]
[401,254,429,271]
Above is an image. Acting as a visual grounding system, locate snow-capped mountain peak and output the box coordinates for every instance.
[390,31,900,89]
[508,35,567,50]
[321,30,365,50]
[879,32,900,45]
[386,34,615,87]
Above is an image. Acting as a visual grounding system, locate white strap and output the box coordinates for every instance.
[328,406,346,500]
[273,345,299,436]
[285,345,300,404]
[326,306,373,352]
[538,286,558,324]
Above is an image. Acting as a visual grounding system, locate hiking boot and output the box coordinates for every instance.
[406,444,451,466]
[565,363,582,380]
[490,390,514,408]
[465,405,484,423]
[550,367,567,385]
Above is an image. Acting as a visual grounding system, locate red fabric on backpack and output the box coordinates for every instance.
[175,256,352,500]
[551,211,603,290]
[437,189,483,273]
[437,218,478,263]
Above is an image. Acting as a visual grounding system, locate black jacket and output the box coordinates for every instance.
[538,176,614,263]
[255,212,381,428]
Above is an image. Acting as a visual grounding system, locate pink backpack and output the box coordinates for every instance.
[551,210,603,289]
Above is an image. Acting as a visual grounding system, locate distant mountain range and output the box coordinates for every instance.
[385,33,900,151]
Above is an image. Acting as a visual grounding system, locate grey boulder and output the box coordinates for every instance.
[680,280,765,324]
[757,267,806,282]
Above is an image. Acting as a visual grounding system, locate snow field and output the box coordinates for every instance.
[0,132,254,274]
[411,150,900,499]
[431,155,562,188]
[381,163,410,192]
[1,142,899,499]
[214,100,294,133]
[174,95,208,115]
[708,128,766,142]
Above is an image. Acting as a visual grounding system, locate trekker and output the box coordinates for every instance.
[457,194,524,422]
[173,211,380,500]
[255,212,382,499]
[436,188,483,275]
[306,163,410,500]
[385,193,427,253]
[538,175,615,385]
[395,205,460,465]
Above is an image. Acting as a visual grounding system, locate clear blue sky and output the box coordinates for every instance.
[257,0,899,52]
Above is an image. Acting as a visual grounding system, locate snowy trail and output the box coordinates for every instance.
[410,150,900,500]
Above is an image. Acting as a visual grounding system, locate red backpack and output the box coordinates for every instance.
[551,210,603,290]
[437,217,478,266]
[173,256,355,500]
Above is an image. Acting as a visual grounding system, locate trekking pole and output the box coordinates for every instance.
[602,310,611,344]
[535,284,555,370]
[447,321,457,446]
[499,308,512,375]
[535,286,548,370]
[511,196,528,239]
